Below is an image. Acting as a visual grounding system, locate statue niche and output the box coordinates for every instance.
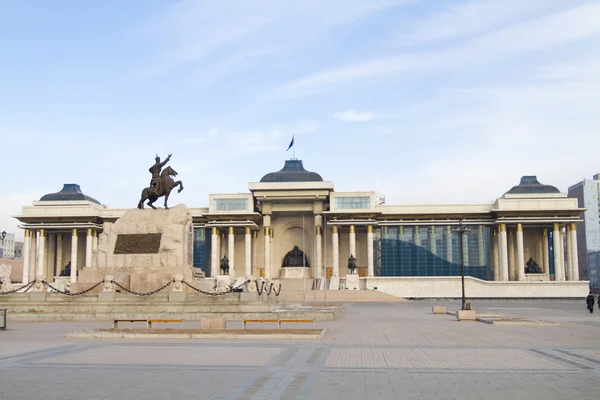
[282,246,310,268]
[525,258,542,274]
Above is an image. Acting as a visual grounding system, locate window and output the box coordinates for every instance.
[214,198,248,211]
[334,196,370,209]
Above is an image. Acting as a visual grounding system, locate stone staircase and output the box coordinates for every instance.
[0,292,344,322]
[276,279,407,302]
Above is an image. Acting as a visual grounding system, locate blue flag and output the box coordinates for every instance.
[286,136,294,151]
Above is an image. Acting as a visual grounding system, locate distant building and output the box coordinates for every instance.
[14,241,24,259]
[0,232,15,259]
[568,174,600,288]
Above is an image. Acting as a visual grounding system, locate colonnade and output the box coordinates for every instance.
[21,228,98,284]
[330,225,374,278]
[210,226,254,278]
[492,223,579,281]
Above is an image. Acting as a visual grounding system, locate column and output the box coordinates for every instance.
[252,231,258,276]
[332,226,339,277]
[85,228,93,268]
[22,229,30,283]
[478,226,486,267]
[70,229,78,283]
[566,224,573,281]
[445,226,452,262]
[499,224,509,281]
[553,223,564,281]
[462,229,469,267]
[399,226,405,241]
[56,234,63,276]
[228,227,235,277]
[428,226,436,255]
[315,226,322,279]
[543,228,550,275]
[37,229,46,277]
[93,230,98,250]
[559,226,566,280]
[535,232,543,272]
[508,230,515,280]
[349,225,356,258]
[29,231,37,282]
[367,225,374,277]
[492,228,499,281]
[220,231,226,259]
[244,227,252,277]
[413,226,421,246]
[46,233,56,283]
[264,227,271,279]
[570,223,580,281]
[210,227,218,277]
[516,224,525,281]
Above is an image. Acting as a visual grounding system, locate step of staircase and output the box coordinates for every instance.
[280,289,406,302]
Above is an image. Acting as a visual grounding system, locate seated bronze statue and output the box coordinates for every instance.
[525,257,542,273]
[282,246,310,268]
[347,254,357,275]
[59,262,71,277]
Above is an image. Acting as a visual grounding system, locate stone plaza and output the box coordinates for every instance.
[1,300,599,400]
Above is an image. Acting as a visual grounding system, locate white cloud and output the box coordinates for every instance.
[135,0,413,79]
[279,2,600,95]
[333,109,375,122]
[395,0,566,45]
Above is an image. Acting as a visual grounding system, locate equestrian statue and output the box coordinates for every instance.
[137,153,184,209]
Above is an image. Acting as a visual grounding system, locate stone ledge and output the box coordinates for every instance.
[477,318,560,326]
[65,328,327,340]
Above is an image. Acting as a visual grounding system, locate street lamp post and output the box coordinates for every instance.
[0,231,6,258]
[452,221,472,310]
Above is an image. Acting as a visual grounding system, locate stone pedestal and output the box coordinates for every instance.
[345,274,360,290]
[432,305,447,314]
[98,292,116,302]
[168,291,186,302]
[329,276,340,290]
[457,310,476,321]
[29,292,47,302]
[200,317,226,330]
[240,292,258,302]
[279,267,311,279]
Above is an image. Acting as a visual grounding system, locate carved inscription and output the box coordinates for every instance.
[114,233,162,254]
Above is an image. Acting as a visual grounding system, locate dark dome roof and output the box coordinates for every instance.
[40,184,101,204]
[505,176,560,195]
[260,160,323,183]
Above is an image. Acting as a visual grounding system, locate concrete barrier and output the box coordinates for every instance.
[457,310,476,321]
[200,317,226,330]
[432,305,447,314]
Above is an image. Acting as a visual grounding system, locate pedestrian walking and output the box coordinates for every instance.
[586,292,595,313]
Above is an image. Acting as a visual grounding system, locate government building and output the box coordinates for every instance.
[13,159,589,298]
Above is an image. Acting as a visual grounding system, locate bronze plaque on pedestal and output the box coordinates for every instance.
[114,233,162,254]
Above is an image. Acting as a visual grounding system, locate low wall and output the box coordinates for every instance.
[366,276,590,299]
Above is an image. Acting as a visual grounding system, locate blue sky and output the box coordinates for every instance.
[2,0,600,239]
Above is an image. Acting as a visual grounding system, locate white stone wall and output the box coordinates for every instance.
[367,276,589,298]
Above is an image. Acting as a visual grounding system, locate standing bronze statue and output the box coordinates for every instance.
[347,254,357,275]
[137,153,184,209]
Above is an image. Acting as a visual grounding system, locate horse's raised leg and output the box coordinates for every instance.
[175,180,184,193]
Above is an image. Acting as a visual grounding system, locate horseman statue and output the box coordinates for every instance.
[137,153,184,209]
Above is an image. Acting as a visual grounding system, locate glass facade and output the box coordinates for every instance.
[213,198,248,211]
[193,228,211,274]
[334,196,370,209]
[378,225,493,280]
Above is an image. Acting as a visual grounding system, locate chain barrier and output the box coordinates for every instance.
[0,280,36,295]
[256,280,265,296]
[266,282,274,296]
[272,283,282,297]
[43,280,104,296]
[111,280,172,296]
[182,280,235,296]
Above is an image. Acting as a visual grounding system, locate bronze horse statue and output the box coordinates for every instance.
[137,166,184,209]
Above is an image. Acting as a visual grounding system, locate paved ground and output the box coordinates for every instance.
[1,299,600,399]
